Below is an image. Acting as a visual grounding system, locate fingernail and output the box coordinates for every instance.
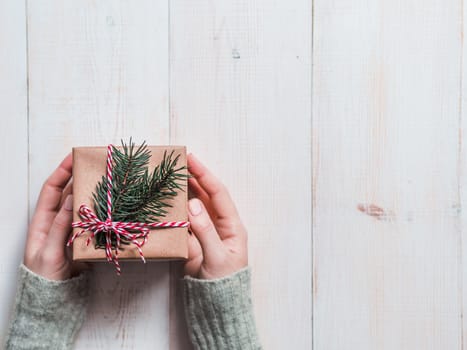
[187,153,196,169]
[188,153,201,165]
[188,199,202,216]
[64,195,73,211]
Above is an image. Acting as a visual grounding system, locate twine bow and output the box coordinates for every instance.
[67,144,189,275]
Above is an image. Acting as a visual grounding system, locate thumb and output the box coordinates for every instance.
[47,194,74,250]
[188,198,222,254]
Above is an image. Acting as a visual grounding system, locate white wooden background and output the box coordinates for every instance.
[1,0,466,349]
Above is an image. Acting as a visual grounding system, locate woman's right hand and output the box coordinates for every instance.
[24,154,75,281]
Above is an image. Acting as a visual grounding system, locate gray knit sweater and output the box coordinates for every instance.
[5,265,261,350]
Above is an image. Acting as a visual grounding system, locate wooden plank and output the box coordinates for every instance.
[27,1,171,348]
[169,1,312,349]
[461,1,467,348]
[0,0,28,342]
[313,0,462,349]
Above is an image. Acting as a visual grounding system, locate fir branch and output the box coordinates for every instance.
[91,140,188,249]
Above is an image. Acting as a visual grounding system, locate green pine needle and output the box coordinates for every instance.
[91,139,188,250]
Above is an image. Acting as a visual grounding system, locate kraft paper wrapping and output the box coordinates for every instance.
[71,145,188,261]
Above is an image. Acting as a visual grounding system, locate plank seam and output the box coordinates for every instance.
[311,0,315,348]
[25,0,30,220]
[168,0,172,143]
[459,0,465,348]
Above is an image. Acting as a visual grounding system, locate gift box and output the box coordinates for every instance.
[70,144,189,264]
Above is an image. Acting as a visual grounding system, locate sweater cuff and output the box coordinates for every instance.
[5,264,90,350]
[182,267,262,350]
[18,264,89,310]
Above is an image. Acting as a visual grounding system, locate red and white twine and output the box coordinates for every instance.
[67,144,189,275]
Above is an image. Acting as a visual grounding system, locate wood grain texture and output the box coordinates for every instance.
[169,1,312,349]
[461,2,467,348]
[0,0,28,343]
[313,0,462,349]
[27,1,172,348]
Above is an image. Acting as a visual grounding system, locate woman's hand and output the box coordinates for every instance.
[185,154,248,280]
[24,154,75,281]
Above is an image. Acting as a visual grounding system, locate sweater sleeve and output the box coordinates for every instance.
[5,264,90,350]
[182,267,262,350]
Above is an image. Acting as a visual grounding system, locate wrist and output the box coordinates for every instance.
[194,264,249,280]
[23,260,71,281]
